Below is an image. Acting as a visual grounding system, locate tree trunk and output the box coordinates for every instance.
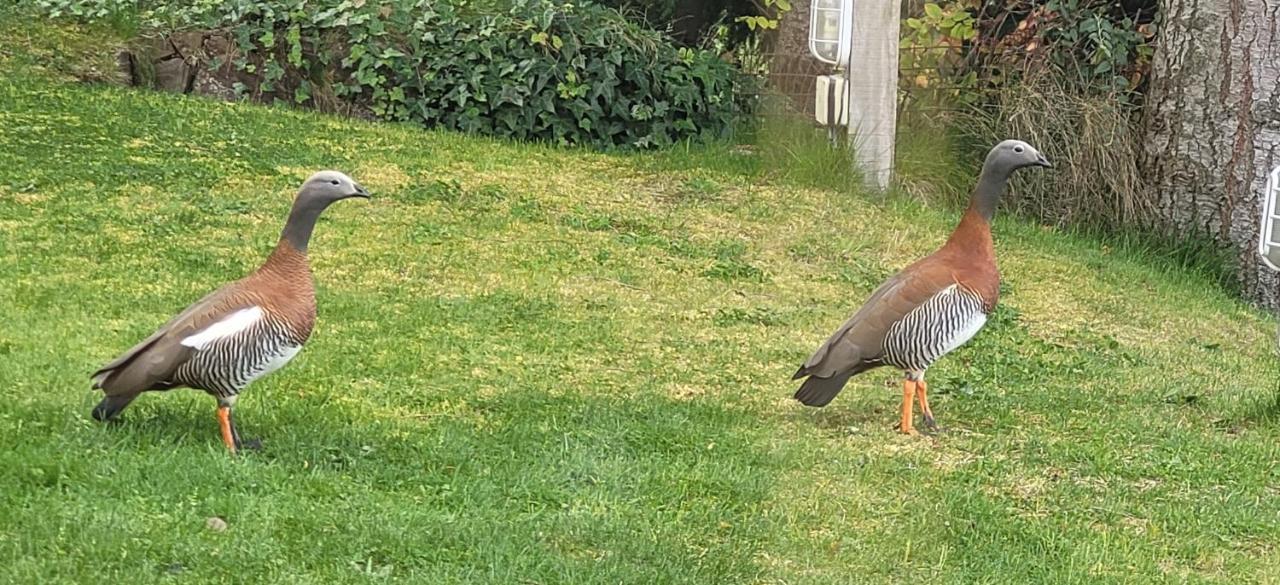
[769,0,830,115]
[1141,0,1280,310]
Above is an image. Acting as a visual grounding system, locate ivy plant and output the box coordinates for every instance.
[35,0,745,150]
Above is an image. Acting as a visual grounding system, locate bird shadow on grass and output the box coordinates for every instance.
[85,384,793,478]
[1230,385,1280,428]
[95,406,238,454]
[793,399,895,437]
[78,387,360,453]
[93,403,403,463]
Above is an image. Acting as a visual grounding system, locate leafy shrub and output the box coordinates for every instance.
[899,0,1155,106]
[30,0,134,20]
[900,2,978,105]
[960,1,1156,232]
[34,0,745,150]
[586,0,789,45]
[970,0,1157,97]
[589,0,680,30]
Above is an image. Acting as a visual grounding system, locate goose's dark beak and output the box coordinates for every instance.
[350,183,370,198]
[1036,155,1053,168]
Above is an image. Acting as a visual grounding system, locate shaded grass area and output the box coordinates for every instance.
[2,17,1280,585]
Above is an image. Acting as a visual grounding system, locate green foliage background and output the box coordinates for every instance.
[33,0,746,149]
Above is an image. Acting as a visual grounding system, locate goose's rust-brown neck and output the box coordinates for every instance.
[260,195,322,310]
[940,159,1010,264]
[252,238,317,338]
[261,239,311,274]
[938,204,1000,310]
[944,207,994,262]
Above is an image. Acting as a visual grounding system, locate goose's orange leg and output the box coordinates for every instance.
[915,379,938,433]
[217,406,237,455]
[900,379,918,435]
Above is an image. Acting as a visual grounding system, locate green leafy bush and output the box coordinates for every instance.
[586,0,789,44]
[1036,0,1154,93]
[34,0,744,149]
[969,0,1157,96]
[900,2,978,104]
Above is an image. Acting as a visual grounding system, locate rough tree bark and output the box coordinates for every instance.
[1141,0,1280,310]
[770,0,826,115]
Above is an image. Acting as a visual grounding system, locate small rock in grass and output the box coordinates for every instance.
[206,516,228,532]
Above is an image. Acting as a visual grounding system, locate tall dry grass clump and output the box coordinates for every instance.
[960,70,1153,232]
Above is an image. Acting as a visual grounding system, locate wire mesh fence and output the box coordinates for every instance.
[740,44,985,132]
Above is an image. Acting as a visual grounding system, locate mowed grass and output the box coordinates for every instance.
[2,21,1280,585]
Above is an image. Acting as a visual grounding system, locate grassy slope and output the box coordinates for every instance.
[2,20,1279,585]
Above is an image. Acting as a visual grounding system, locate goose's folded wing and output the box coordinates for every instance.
[91,284,255,392]
[796,262,958,378]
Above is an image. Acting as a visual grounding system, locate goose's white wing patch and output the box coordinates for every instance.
[180,307,263,350]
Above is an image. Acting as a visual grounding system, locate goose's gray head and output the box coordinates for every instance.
[984,140,1052,175]
[297,170,370,206]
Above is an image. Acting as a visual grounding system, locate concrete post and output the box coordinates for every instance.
[845,0,900,191]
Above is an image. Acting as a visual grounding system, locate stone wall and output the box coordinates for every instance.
[115,32,373,120]
[119,32,244,100]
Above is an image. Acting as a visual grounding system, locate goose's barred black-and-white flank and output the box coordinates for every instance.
[882,284,987,376]
[172,308,306,400]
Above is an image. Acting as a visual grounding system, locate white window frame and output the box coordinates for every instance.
[1260,165,1280,271]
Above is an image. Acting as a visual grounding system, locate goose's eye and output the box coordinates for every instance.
[1014,146,1024,153]
[330,180,340,185]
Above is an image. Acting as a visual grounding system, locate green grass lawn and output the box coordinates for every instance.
[2,19,1280,585]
